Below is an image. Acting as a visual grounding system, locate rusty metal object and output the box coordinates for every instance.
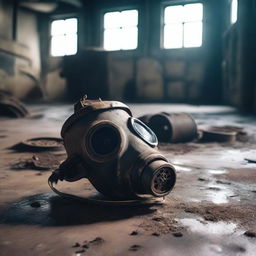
[139,112,197,143]
[21,137,64,151]
[0,90,29,118]
[244,158,256,164]
[48,97,176,201]
[12,153,64,171]
[201,127,237,143]
[137,114,151,125]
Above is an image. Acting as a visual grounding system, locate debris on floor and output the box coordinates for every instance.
[30,201,41,208]
[172,232,183,237]
[244,231,256,238]
[199,125,249,143]
[11,153,66,171]
[21,137,64,150]
[130,231,139,236]
[0,90,29,118]
[200,128,237,142]
[1,103,256,256]
[129,244,142,251]
[11,137,64,151]
[244,157,256,164]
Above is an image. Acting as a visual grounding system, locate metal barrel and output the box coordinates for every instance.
[137,114,152,125]
[147,112,197,143]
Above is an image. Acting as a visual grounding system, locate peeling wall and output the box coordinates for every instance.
[0,0,42,100]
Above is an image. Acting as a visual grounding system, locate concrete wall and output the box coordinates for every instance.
[222,0,256,112]
[42,0,225,103]
[0,0,13,40]
[0,0,42,100]
[108,54,134,100]
[3,0,254,109]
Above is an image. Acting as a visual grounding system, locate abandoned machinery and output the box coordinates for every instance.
[48,97,176,202]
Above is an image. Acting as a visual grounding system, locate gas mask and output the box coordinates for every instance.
[49,97,176,200]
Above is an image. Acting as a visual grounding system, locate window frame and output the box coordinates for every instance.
[161,0,204,51]
[230,0,238,25]
[49,14,78,57]
[101,6,140,52]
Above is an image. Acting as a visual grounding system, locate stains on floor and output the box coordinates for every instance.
[215,168,256,183]
[11,153,65,171]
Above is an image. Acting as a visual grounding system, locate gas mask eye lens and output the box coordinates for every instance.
[129,118,158,147]
[89,124,121,157]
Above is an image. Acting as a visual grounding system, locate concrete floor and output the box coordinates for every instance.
[0,103,256,256]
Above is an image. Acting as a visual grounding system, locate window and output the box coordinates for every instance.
[50,18,77,56]
[230,0,238,24]
[103,9,138,51]
[163,3,203,49]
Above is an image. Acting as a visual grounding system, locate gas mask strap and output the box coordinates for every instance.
[48,175,162,206]
[47,164,98,204]
[48,176,91,203]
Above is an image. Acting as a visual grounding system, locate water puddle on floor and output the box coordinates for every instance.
[169,148,256,171]
[173,165,193,172]
[208,169,227,175]
[179,218,240,236]
[205,184,235,204]
[205,168,240,204]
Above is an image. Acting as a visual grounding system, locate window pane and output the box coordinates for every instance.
[184,3,203,22]
[184,22,202,47]
[164,5,184,24]
[121,10,138,27]
[104,28,121,50]
[65,34,77,55]
[104,12,121,29]
[51,20,65,36]
[121,27,138,50]
[164,24,183,49]
[231,0,238,24]
[65,18,77,34]
[51,35,66,56]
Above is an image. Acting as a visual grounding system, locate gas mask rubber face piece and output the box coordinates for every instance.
[49,98,176,200]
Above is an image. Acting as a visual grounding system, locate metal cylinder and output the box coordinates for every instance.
[147,112,197,143]
[141,159,176,197]
[138,114,151,125]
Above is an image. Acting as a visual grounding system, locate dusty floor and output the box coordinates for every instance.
[0,103,256,256]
